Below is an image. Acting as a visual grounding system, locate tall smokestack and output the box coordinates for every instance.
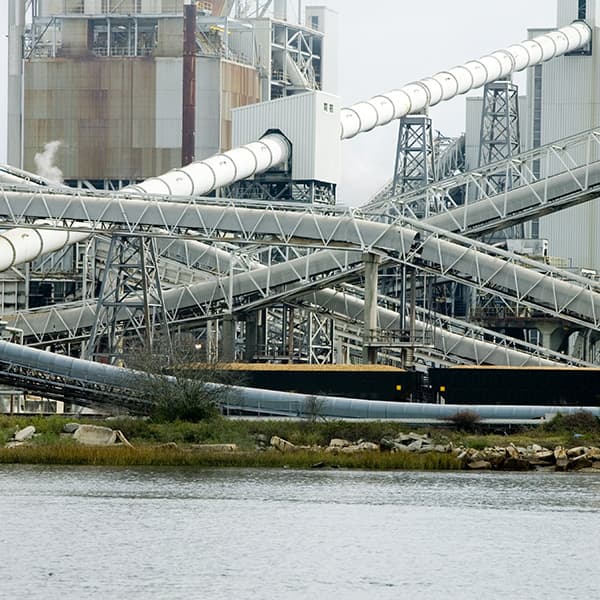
[182,0,197,166]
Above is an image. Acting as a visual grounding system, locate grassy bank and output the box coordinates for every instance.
[0,413,599,470]
[0,444,462,470]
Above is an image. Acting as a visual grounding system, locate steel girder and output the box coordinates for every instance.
[3,249,364,343]
[363,128,600,233]
[2,188,600,329]
[300,287,593,367]
[6,237,589,367]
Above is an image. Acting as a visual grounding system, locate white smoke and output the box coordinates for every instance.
[34,140,64,184]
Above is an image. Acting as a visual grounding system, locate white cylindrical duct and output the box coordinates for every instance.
[340,20,592,139]
[119,22,590,197]
[0,225,90,273]
[126,133,291,197]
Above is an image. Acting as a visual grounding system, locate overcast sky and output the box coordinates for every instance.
[0,1,558,204]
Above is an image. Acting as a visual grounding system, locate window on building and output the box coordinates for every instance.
[310,16,319,31]
[578,0,587,20]
[90,18,158,57]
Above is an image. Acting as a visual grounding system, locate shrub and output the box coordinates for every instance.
[123,334,238,423]
[446,410,481,433]
[542,411,600,434]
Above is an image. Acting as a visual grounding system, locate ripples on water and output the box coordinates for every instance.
[1,466,599,599]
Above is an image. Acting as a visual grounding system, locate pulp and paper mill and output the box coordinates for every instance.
[2,0,600,419]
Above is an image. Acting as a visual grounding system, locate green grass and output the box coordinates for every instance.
[0,444,462,470]
[1,413,599,470]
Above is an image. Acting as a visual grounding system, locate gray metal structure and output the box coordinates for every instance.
[1,17,600,413]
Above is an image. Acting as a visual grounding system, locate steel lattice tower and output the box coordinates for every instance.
[392,115,436,204]
[85,235,171,363]
[478,80,523,238]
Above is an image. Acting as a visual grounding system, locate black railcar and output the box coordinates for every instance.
[207,363,422,402]
[428,366,600,406]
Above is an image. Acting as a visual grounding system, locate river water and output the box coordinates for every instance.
[1,466,599,599]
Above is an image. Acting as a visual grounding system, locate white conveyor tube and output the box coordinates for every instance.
[123,21,591,197]
[340,21,592,139]
[126,133,291,197]
[0,225,91,273]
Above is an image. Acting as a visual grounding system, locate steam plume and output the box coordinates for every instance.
[34,140,64,184]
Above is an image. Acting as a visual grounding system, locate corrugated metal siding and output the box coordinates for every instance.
[464,97,483,171]
[22,57,188,181]
[557,0,578,27]
[196,57,221,160]
[155,58,182,150]
[536,24,600,269]
[220,61,260,152]
[232,91,340,183]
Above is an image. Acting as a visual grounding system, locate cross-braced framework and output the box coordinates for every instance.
[392,115,436,202]
[478,81,522,189]
[478,79,523,241]
[363,128,600,236]
[3,183,600,335]
[85,235,171,362]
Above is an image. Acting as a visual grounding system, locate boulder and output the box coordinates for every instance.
[379,437,396,451]
[13,426,36,442]
[533,450,555,464]
[467,460,492,470]
[501,457,532,471]
[506,444,521,460]
[357,442,379,452]
[587,447,600,461]
[329,438,351,448]
[432,444,451,453]
[62,422,80,434]
[554,446,569,471]
[190,444,238,452]
[73,425,117,446]
[406,439,423,452]
[568,454,593,470]
[270,436,296,452]
[567,446,588,458]
[4,441,25,448]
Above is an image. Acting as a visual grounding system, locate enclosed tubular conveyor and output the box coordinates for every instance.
[0,339,598,420]
[123,21,592,198]
[126,133,291,197]
[0,170,92,273]
[340,21,592,139]
[0,225,91,273]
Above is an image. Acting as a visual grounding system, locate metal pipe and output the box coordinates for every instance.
[126,22,591,198]
[0,339,597,420]
[126,133,291,196]
[0,225,91,273]
[340,21,592,139]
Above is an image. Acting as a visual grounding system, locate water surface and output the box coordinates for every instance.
[1,466,599,599]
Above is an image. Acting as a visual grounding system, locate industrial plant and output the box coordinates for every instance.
[2,0,600,419]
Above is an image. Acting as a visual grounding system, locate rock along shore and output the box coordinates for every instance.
[268,432,600,472]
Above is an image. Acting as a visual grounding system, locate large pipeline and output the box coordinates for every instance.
[125,21,591,197]
[340,20,591,139]
[0,339,597,420]
[0,224,90,273]
[0,170,92,273]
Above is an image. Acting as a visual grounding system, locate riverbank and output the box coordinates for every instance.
[1,413,599,471]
